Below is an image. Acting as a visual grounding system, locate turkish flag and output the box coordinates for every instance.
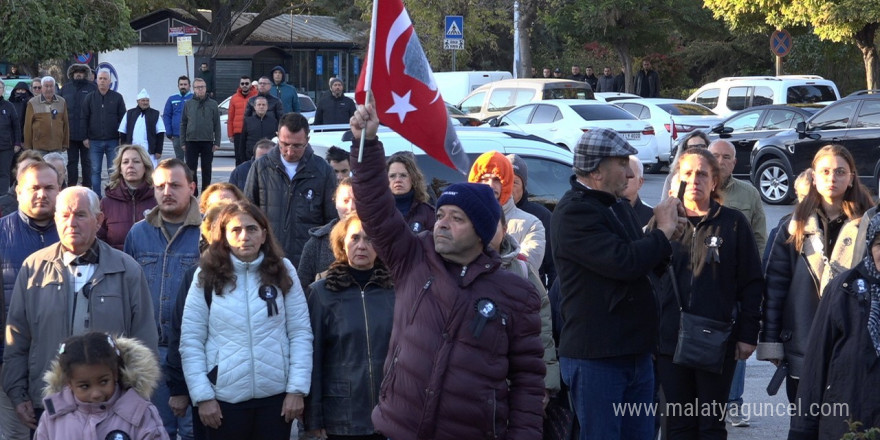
[355,0,468,173]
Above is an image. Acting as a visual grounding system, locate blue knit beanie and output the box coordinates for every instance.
[436,183,501,246]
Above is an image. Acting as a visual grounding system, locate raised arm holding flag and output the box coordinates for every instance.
[355,0,469,173]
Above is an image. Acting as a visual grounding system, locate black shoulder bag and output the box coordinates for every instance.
[668,265,733,374]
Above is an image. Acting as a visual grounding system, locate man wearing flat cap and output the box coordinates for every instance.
[313,77,356,125]
[550,128,685,439]
[348,103,545,440]
[119,89,166,168]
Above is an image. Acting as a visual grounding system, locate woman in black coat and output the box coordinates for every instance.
[304,212,394,440]
[654,148,764,439]
[758,145,873,403]
[788,213,880,440]
[387,151,434,233]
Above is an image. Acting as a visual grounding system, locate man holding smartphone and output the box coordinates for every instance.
[551,128,685,439]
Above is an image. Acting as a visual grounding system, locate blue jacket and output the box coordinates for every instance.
[269,65,300,113]
[0,211,59,316]
[123,197,201,347]
[162,91,193,137]
[0,211,60,360]
[228,159,253,191]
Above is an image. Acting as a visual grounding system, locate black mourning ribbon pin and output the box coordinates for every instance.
[259,285,280,317]
[704,236,723,264]
[472,298,497,339]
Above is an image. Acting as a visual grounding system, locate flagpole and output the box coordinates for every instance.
[359,0,380,163]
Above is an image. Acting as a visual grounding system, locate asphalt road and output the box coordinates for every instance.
[172,144,795,439]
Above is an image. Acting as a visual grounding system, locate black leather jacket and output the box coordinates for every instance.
[304,261,394,436]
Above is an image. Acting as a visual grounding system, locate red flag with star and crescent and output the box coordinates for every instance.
[355,0,468,173]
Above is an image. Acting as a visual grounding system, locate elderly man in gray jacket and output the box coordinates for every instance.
[2,186,158,430]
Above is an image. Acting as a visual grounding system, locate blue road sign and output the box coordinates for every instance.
[770,30,792,57]
[445,16,463,40]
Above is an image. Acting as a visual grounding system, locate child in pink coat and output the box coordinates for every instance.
[35,332,169,440]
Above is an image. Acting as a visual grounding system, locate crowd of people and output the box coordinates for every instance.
[1,61,880,440]
[539,61,660,97]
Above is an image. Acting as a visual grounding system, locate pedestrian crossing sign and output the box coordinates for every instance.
[445,16,463,40]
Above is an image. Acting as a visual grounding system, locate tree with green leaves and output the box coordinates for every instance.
[703,0,880,90]
[541,0,687,92]
[0,0,136,75]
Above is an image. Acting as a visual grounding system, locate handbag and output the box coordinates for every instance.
[673,310,732,374]
[667,266,733,374]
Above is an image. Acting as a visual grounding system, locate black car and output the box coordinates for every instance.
[750,92,880,204]
[708,105,820,178]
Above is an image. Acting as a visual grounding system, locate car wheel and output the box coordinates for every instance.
[754,159,794,205]
[645,162,665,174]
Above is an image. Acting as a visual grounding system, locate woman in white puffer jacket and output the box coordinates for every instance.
[181,201,313,439]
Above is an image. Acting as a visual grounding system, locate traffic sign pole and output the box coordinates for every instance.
[444,16,464,70]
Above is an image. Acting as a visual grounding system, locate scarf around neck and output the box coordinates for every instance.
[861,214,880,357]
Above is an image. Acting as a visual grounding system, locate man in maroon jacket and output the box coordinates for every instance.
[349,104,545,440]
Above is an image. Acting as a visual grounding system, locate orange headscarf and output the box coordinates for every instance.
[467,150,513,205]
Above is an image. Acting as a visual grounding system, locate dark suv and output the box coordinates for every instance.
[750,92,880,204]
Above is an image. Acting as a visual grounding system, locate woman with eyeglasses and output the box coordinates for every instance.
[758,144,873,403]
[180,201,313,439]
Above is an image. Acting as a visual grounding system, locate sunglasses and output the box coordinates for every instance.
[33,86,42,90]
[240,82,249,86]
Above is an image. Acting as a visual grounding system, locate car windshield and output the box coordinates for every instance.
[570,105,638,121]
[657,103,715,116]
[542,87,594,100]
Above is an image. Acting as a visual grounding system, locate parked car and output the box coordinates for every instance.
[217,93,316,152]
[687,75,839,117]
[308,125,574,210]
[702,105,820,178]
[615,98,722,172]
[749,92,880,204]
[434,71,512,105]
[446,103,483,126]
[488,99,660,168]
[457,78,595,120]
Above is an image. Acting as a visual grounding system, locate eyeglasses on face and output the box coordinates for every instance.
[240,82,249,86]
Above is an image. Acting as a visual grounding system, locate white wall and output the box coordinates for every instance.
[99,46,194,109]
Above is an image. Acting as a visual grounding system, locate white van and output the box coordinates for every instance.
[687,75,840,116]
[457,79,595,121]
[434,71,512,105]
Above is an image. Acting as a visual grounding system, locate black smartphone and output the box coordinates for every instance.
[677,181,686,201]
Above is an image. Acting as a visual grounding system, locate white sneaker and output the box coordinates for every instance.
[726,404,750,427]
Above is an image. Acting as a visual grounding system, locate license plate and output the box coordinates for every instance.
[623,132,641,141]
